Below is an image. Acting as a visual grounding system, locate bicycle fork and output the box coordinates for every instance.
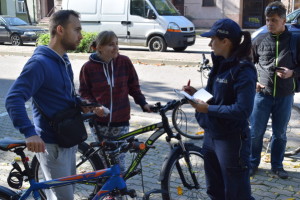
[175,140,200,190]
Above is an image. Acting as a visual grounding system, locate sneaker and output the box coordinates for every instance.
[249,166,258,177]
[272,168,289,179]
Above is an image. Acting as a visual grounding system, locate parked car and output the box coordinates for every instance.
[251,8,300,40]
[0,15,48,46]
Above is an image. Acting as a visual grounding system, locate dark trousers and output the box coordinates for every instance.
[202,131,255,200]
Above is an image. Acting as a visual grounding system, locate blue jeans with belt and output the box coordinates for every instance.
[250,92,293,169]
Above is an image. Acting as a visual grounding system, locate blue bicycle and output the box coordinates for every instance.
[0,138,143,200]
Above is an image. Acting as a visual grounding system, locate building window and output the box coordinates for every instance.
[17,0,26,13]
[202,0,215,7]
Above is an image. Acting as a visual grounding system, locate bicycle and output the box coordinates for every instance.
[0,138,145,200]
[172,53,211,140]
[31,99,207,199]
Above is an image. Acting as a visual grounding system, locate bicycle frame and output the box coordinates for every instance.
[21,165,125,200]
[0,139,130,200]
[88,100,199,185]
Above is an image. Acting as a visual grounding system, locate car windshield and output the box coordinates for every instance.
[3,17,28,26]
[286,9,300,23]
[149,0,180,16]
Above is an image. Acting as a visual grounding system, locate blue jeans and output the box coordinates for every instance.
[250,92,293,169]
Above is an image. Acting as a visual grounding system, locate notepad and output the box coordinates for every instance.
[174,88,213,103]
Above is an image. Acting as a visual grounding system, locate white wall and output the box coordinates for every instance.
[185,0,241,28]
[7,0,16,16]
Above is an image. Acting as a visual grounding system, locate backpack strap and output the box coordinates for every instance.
[290,33,299,65]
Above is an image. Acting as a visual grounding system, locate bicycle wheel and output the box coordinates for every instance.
[0,193,11,200]
[0,186,18,200]
[161,144,208,200]
[31,142,105,200]
[172,100,204,139]
[288,104,300,132]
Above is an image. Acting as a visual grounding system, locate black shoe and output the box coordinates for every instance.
[272,168,289,179]
[249,166,258,177]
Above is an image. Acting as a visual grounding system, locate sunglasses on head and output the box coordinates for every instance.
[265,6,279,12]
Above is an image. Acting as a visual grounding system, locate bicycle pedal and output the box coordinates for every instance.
[126,189,137,198]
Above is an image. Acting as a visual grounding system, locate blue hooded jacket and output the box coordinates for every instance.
[5,45,78,143]
[196,53,257,139]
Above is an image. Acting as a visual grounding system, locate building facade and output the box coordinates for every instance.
[0,0,299,28]
[172,0,300,28]
[0,0,61,24]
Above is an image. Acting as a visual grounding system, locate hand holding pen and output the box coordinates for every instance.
[183,79,196,95]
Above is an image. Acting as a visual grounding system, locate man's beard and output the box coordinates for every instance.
[61,37,78,51]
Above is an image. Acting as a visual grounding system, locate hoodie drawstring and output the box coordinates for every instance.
[102,61,114,124]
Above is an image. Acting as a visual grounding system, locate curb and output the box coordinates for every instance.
[0,49,201,66]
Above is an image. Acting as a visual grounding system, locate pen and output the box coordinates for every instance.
[187,79,190,86]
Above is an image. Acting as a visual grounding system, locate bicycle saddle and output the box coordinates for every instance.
[0,138,26,151]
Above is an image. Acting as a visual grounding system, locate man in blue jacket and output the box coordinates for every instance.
[5,10,82,199]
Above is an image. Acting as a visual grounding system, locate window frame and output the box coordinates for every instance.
[16,0,27,14]
[202,0,216,7]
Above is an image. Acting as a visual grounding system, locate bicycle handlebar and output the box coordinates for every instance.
[150,100,182,114]
[202,53,209,65]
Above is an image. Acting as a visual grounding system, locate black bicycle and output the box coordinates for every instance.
[172,53,211,140]
[31,99,207,200]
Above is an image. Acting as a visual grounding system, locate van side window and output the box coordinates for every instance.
[130,0,149,18]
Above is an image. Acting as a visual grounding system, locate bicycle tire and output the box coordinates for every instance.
[161,144,208,200]
[31,142,105,200]
[0,186,18,200]
[0,193,11,200]
[172,100,204,139]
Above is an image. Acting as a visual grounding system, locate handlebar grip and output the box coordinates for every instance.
[82,112,97,120]
[81,102,102,107]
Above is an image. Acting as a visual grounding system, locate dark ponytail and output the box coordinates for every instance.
[231,31,252,60]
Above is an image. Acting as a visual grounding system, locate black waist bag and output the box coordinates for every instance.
[51,107,88,148]
[33,99,88,148]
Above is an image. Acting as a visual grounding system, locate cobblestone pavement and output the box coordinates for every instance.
[0,50,299,199]
[0,105,300,200]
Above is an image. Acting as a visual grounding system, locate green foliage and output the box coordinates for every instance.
[75,32,97,53]
[36,31,97,53]
[36,33,50,46]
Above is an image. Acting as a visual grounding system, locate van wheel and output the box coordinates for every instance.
[149,36,167,52]
[173,47,187,52]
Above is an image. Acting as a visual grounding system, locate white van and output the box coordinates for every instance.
[62,0,195,52]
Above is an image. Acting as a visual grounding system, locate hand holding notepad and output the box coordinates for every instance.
[174,88,213,103]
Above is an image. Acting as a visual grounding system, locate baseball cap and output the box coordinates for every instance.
[200,18,242,39]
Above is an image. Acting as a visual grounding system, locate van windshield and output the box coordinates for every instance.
[149,0,180,16]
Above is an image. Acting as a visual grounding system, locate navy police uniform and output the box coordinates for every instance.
[196,53,256,200]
